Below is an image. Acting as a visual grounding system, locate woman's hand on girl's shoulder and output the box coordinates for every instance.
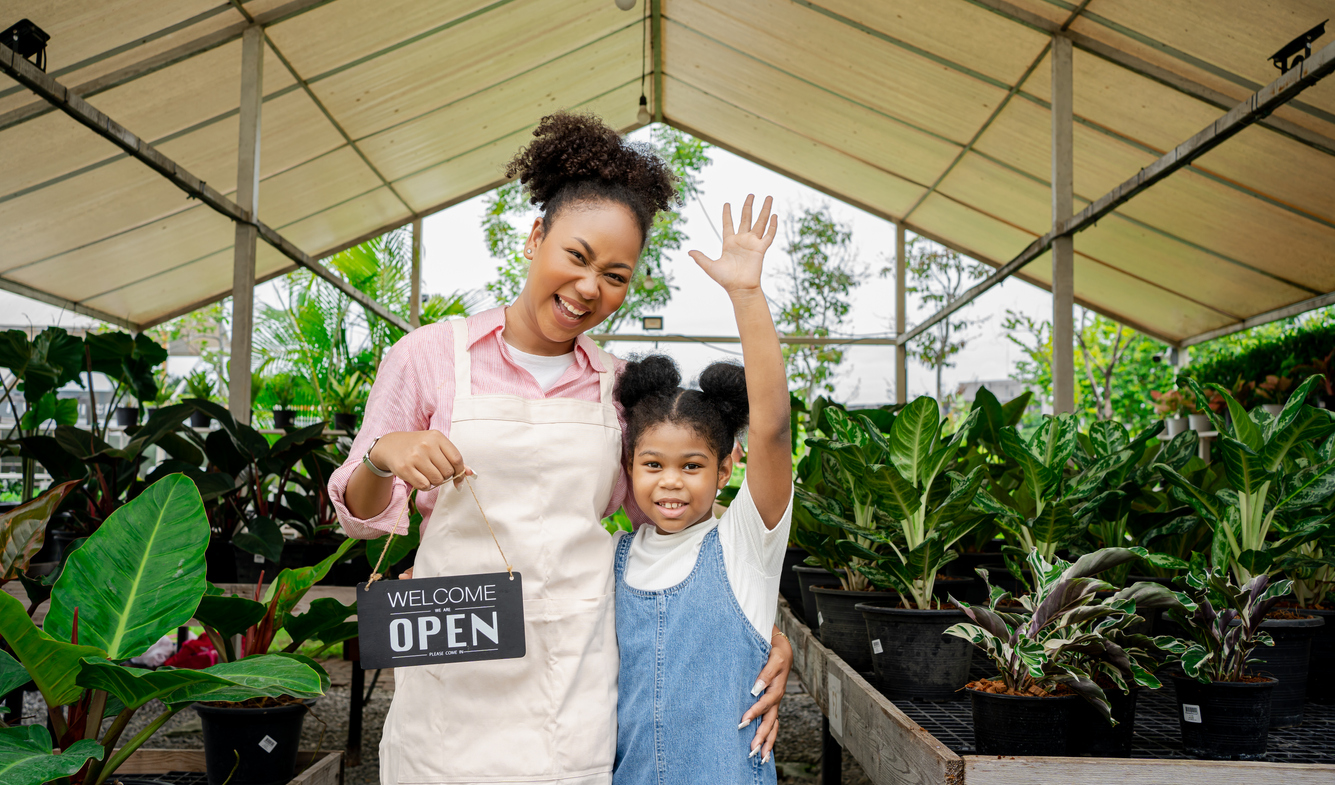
[687,194,778,295]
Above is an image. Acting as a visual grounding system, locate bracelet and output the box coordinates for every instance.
[773,630,789,643]
[362,437,394,478]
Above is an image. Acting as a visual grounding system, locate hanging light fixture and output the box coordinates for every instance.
[635,0,651,124]
[615,0,637,10]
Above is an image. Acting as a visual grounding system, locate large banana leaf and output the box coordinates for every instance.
[887,397,938,485]
[264,537,357,626]
[47,474,208,660]
[163,654,325,705]
[0,650,28,698]
[75,658,242,711]
[195,593,268,638]
[0,725,104,783]
[284,598,357,649]
[0,480,79,582]
[0,592,104,706]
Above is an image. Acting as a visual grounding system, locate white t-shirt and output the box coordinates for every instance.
[615,478,794,637]
[507,345,575,391]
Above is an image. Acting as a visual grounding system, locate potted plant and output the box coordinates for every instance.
[1151,389,1192,436]
[1254,374,1294,416]
[184,369,218,427]
[191,539,358,785]
[326,369,368,432]
[269,372,300,429]
[114,395,140,428]
[801,398,989,695]
[1277,531,1335,703]
[0,474,325,784]
[1158,374,1334,725]
[0,326,85,502]
[145,368,180,419]
[944,547,1174,756]
[1158,564,1290,759]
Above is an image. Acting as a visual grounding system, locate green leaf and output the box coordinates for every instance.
[1176,376,1227,434]
[1214,434,1272,498]
[233,516,285,564]
[863,464,922,521]
[1031,414,1079,469]
[164,654,325,705]
[0,725,104,783]
[1000,427,1058,503]
[75,657,241,711]
[1027,501,1076,549]
[0,592,105,707]
[47,474,209,660]
[195,593,268,638]
[284,598,357,649]
[0,480,79,581]
[365,506,420,572]
[1269,375,1326,437]
[0,649,28,698]
[1261,406,1335,471]
[887,397,938,485]
[1277,459,1335,511]
[1154,464,1224,524]
[1087,421,1130,457]
[264,538,358,627]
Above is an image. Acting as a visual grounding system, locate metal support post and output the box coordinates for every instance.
[820,716,842,784]
[229,25,263,425]
[1050,34,1075,416]
[895,223,907,404]
[410,218,423,329]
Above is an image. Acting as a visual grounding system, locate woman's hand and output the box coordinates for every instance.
[740,626,792,763]
[368,430,474,491]
[688,194,778,295]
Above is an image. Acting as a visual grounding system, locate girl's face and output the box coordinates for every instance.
[508,201,642,355]
[630,423,733,534]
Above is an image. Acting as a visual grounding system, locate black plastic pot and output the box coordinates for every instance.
[233,543,281,586]
[779,546,808,614]
[32,520,79,565]
[191,410,211,428]
[932,574,976,604]
[858,603,971,701]
[115,406,139,427]
[205,536,237,584]
[793,565,843,632]
[968,686,1081,755]
[1306,607,1335,704]
[1255,613,1324,727]
[273,409,297,429]
[333,412,357,432]
[195,701,308,785]
[1169,674,1276,760]
[811,587,896,672]
[1071,685,1138,757]
[281,540,362,586]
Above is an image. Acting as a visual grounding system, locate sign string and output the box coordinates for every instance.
[364,470,513,590]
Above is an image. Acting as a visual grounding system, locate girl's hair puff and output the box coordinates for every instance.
[616,354,749,461]
[505,111,680,246]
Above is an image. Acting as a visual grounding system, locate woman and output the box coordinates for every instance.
[330,113,791,784]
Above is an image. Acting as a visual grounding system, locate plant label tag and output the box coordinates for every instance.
[817,612,823,626]
[258,735,277,753]
[357,572,525,670]
[871,639,883,654]
[1183,703,1202,723]
[253,553,265,564]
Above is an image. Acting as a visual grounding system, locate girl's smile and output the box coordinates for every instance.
[632,423,733,534]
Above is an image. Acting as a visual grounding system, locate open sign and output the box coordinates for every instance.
[357,572,525,669]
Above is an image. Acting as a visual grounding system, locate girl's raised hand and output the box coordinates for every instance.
[687,194,778,294]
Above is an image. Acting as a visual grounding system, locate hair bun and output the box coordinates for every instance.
[698,362,749,436]
[616,354,682,412]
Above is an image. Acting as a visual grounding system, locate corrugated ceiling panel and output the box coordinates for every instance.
[0,110,128,198]
[279,187,406,256]
[909,193,1037,266]
[257,146,386,226]
[665,24,961,188]
[1191,124,1335,226]
[1064,253,1235,342]
[667,0,1007,147]
[85,245,236,321]
[664,77,928,221]
[359,25,643,182]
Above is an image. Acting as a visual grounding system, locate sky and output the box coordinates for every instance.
[1,126,1058,406]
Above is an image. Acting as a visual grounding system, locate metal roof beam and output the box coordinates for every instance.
[967,0,1335,157]
[900,37,1335,347]
[0,276,141,332]
[0,41,411,334]
[1182,291,1335,348]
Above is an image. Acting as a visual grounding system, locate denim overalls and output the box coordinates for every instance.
[613,526,778,785]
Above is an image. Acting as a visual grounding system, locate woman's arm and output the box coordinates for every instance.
[688,195,792,528]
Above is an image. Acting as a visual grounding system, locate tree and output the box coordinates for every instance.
[773,206,863,405]
[1003,307,1174,430]
[482,126,710,334]
[887,237,988,402]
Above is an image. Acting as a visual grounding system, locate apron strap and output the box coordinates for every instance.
[595,347,616,405]
[450,316,471,397]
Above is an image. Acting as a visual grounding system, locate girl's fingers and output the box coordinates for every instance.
[721,202,734,239]
[752,196,772,237]
[687,250,713,270]
[739,194,754,233]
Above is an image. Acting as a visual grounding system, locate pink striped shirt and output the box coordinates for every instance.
[328,307,632,539]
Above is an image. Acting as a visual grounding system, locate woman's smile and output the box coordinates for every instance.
[553,293,592,327]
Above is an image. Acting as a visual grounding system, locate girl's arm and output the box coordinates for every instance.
[688,195,792,528]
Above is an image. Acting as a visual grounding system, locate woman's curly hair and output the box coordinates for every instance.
[505,111,680,245]
[615,354,749,461]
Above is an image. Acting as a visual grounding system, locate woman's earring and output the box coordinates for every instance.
[525,248,532,256]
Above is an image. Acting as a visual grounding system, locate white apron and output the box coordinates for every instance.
[379,318,622,785]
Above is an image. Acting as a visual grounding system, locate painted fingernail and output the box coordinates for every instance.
[737,718,750,729]
[750,679,766,696]
[762,752,770,764]
[748,746,759,759]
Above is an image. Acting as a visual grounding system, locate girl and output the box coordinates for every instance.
[329,114,791,784]
[613,195,792,782]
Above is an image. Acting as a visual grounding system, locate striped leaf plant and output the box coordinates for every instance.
[1158,559,1289,684]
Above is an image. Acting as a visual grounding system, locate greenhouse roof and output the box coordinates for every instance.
[1,0,1333,345]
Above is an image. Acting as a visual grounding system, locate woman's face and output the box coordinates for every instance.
[509,200,642,355]
[630,423,733,534]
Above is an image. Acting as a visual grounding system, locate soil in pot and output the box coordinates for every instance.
[1301,605,1335,704]
[793,565,844,632]
[811,586,896,672]
[1168,673,1276,760]
[859,601,971,701]
[967,679,1081,756]
[779,546,808,613]
[1254,612,1324,727]
[1070,678,1139,757]
[195,698,309,785]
